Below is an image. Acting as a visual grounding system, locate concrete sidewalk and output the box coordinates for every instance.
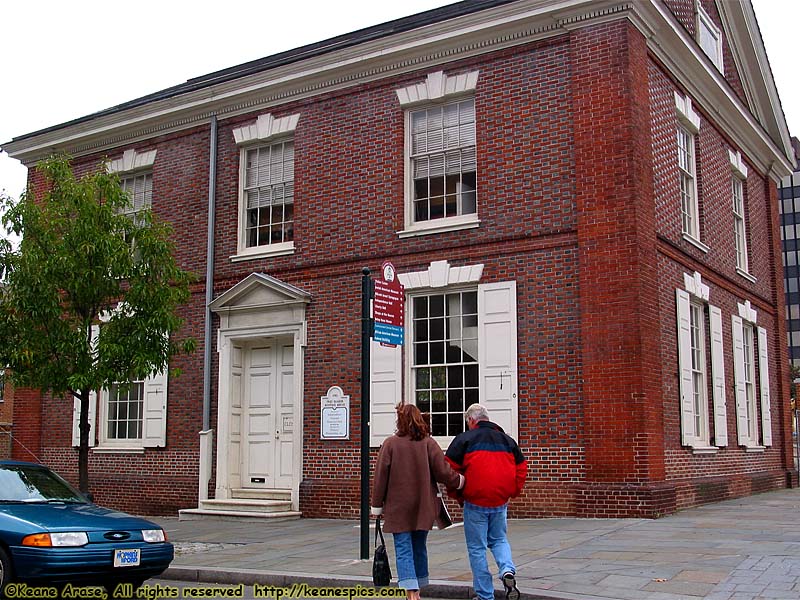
[154,487,800,600]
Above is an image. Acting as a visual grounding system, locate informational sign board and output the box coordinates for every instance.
[321,385,350,440]
[373,261,405,346]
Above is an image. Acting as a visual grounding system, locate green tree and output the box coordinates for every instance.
[0,155,195,493]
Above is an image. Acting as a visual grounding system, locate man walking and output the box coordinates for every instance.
[446,404,527,600]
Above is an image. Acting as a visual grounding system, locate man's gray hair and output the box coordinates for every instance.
[465,403,490,422]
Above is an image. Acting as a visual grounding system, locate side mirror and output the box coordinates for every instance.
[85,492,95,503]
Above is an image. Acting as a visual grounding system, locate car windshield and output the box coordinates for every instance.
[0,465,86,503]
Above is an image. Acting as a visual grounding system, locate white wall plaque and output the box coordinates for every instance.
[321,386,350,440]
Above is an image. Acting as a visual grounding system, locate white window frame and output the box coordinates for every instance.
[108,148,157,222]
[409,288,480,443]
[741,322,758,442]
[95,369,167,450]
[240,141,295,251]
[396,71,481,238]
[677,126,700,240]
[732,177,747,271]
[676,271,727,450]
[100,380,146,446]
[675,93,706,251]
[729,150,754,280]
[231,113,300,261]
[696,2,724,71]
[689,301,709,443]
[731,300,772,449]
[118,171,153,225]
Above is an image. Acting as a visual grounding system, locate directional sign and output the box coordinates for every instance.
[373,321,404,345]
[374,279,404,325]
[373,262,404,346]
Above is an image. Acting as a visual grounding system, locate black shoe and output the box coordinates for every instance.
[502,573,520,600]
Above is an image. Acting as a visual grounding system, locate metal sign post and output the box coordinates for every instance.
[360,267,373,560]
[360,263,405,560]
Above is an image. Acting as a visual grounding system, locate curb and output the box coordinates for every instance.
[161,566,579,600]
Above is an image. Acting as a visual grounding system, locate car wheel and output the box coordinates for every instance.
[0,547,13,597]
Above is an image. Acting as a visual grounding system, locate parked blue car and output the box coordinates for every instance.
[0,460,173,594]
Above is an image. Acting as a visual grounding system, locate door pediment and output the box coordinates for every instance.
[210,273,311,314]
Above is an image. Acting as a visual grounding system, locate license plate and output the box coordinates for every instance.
[113,548,141,567]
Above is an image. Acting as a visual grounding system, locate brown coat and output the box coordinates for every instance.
[371,434,461,533]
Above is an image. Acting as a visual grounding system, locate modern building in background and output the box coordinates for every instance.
[780,137,800,370]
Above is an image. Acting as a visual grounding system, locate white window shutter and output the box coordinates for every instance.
[370,341,401,447]
[675,289,695,445]
[708,305,728,447]
[757,327,772,446]
[72,391,97,448]
[478,281,518,440]
[142,369,168,447]
[731,315,749,446]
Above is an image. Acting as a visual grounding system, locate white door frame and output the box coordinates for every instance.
[208,273,310,512]
[215,325,304,509]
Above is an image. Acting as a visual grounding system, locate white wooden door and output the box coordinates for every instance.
[241,340,294,489]
[274,342,295,488]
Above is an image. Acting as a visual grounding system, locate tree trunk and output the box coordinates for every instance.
[77,389,91,494]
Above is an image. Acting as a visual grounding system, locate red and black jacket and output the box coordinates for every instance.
[445,420,527,508]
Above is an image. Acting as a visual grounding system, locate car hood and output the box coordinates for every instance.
[0,503,161,532]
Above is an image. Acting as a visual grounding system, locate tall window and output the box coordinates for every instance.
[677,126,699,239]
[243,141,294,248]
[732,177,749,272]
[106,381,144,441]
[676,274,727,450]
[690,302,709,441]
[731,304,772,448]
[730,150,750,275]
[0,371,4,403]
[119,172,153,225]
[412,291,478,437]
[741,323,757,442]
[410,99,476,224]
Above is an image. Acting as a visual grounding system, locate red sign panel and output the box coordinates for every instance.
[373,278,404,327]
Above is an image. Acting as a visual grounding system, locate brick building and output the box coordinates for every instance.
[2,0,795,519]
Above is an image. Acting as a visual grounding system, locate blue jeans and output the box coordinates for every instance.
[463,502,515,600]
[392,530,430,590]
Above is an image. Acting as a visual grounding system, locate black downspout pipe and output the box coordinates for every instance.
[203,115,218,433]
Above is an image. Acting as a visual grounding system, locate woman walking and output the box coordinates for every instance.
[371,403,465,600]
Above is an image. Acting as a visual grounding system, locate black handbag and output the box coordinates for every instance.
[372,516,392,587]
[435,493,453,529]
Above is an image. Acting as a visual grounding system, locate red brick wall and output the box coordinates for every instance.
[572,20,664,489]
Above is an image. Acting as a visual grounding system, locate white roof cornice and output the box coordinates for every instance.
[638,0,793,179]
[3,0,792,179]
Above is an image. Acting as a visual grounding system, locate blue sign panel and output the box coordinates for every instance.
[373,322,404,346]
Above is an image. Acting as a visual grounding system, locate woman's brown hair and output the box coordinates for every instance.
[395,403,431,441]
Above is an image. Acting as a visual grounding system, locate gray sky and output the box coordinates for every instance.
[0,0,796,216]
